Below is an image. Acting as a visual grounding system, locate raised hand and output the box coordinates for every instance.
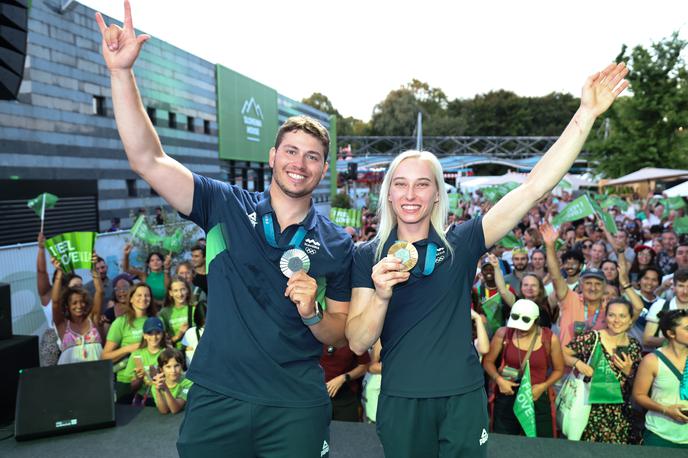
[95,0,150,72]
[539,222,559,246]
[580,62,629,118]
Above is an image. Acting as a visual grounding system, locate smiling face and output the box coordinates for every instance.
[269,130,328,199]
[581,277,605,302]
[388,158,438,228]
[114,278,132,304]
[67,292,88,319]
[639,269,659,295]
[169,280,189,307]
[520,275,541,300]
[130,285,151,313]
[143,330,163,349]
[605,302,632,334]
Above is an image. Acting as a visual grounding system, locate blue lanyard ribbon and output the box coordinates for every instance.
[262,213,307,249]
[584,304,601,327]
[411,242,438,277]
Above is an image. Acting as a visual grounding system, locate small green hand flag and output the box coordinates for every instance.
[513,361,537,437]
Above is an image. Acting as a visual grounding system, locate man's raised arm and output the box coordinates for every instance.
[482,63,629,247]
[96,1,193,216]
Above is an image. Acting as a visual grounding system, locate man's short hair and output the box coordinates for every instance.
[96,256,105,264]
[674,268,688,284]
[274,116,330,161]
[639,266,662,280]
[191,244,206,256]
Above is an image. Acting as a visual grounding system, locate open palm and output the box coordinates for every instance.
[95,0,150,72]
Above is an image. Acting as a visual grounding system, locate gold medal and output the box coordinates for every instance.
[388,241,418,271]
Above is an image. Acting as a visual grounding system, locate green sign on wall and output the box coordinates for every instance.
[216,65,279,163]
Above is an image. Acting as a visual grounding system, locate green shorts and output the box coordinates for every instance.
[177,384,331,458]
[376,388,489,458]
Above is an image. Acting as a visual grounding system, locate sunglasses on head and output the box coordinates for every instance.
[583,243,593,248]
[510,313,532,323]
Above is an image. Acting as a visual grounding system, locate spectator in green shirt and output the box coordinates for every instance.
[152,348,193,415]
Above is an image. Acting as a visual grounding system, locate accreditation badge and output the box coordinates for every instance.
[388,241,418,271]
[280,248,311,278]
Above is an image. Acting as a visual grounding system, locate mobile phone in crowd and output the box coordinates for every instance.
[615,346,629,358]
[133,355,143,371]
[149,365,158,379]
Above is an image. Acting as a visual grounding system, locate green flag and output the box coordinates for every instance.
[662,196,686,211]
[481,293,503,335]
[513,361,537,438]
[497,233,524,249]
[552,195,617,234]
[482,186,502,203]
[448,193,460,212]
[368,193,379,212]
[599,196,628,211]
[554,238,566,252]
[552,195,596,226]
[27,192,59,217]
[587,342,624,404]
[162,228,184,254]
[558,179,572,190]
[674,216,688,235]
[45,232,96,273]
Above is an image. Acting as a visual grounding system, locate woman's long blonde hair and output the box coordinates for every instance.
[373,150,454,261]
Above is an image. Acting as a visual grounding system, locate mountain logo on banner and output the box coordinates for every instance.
[241,97,263,143]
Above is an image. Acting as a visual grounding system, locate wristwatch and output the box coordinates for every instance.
[344,373,351,383]
[301,301,323,326]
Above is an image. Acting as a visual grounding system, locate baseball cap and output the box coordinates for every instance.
[580,269,606,283]
[507,299,539,331]
[143,317,164,334]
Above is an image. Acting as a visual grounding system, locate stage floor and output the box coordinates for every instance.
[1,405,684,457]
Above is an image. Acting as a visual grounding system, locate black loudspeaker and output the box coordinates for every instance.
[0,0,29,100]
[0,334,38,425]
[15,360,115,440]
[347,162,358,180]
[0,282,11,339]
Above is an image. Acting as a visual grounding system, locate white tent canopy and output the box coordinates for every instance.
[604,167,688,186]
[663,180,688,197]
[456,173,596,193]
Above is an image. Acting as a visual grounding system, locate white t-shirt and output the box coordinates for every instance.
[646,297,679,323]
[181,326,205,367]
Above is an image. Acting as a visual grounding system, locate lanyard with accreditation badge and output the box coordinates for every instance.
[262,213,311,278]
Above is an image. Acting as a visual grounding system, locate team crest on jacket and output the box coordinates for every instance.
[304,238,321,255]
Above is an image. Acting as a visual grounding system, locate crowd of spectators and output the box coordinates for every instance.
[32,188,687,447]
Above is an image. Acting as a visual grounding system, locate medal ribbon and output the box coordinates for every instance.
[262,213,307,249]
[411,242,438,277]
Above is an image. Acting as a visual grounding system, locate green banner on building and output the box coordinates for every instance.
[330,208,362,228]
[216,65,279,163]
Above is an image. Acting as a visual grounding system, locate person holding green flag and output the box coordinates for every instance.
[483,299,564,438]
[471,259,517,336]
[633,309,688,448]
[563,298,643,443]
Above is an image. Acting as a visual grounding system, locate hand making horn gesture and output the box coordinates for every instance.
[95,0,151,72]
